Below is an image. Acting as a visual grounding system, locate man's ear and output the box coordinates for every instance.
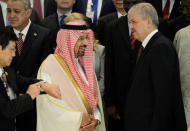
[26,8,32,18]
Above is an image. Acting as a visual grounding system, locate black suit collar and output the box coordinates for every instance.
[0,4,5,27]
[132,32,161,78]
[117,16,131,49]
[14,23,37,67]
[44,0,48,17]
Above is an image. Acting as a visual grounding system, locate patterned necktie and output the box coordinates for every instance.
[92,0,98,25]
[136,44,143,63]
[130,33,136,50]
[59,15,66,28]
[33,0,43,20]
[17,33,23,55]
[6,11,10,27]
[1,71,10,99]
[163,0,170,20]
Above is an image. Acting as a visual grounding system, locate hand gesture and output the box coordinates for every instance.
[40,82,61,99]
[26,82,41,100]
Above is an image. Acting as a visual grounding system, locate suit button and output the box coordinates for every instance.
[17,71,20,75]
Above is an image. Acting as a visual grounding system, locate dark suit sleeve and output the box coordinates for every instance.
[16,75,40,93]
[150,43,186,130]
[104,22,116,107]
[0,93,33,119]
[41,29,54,57]
[97,18,106,45]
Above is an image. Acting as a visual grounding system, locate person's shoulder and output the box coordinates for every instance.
[41,13,58,26]
[31,23,50,34]
[150,32,174,51]
[42,13,57,22]
[99,12,117,21]
[178,25,190,34]
[94,44,105,54]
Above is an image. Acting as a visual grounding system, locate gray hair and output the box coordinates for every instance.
[128,2,159,28]
[8,0,31,10]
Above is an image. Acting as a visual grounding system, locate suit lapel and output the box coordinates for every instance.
[0,4,5,26]
[16,23,36,67]
[133,32,160,78]
[84,0,88,13]
[169,0,178,19]
[54,13,59,29]
[118,16,131,49]
[44,0,48,17]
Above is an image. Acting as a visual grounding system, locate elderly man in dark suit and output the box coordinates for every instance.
[124,2,187,131]
[7,0,53,130]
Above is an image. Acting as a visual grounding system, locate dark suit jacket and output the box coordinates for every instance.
[168,15,189,41]
[96,12,118,45]
[0,4,4,27]
[145,0,181,20]
[124,32,187,131]
[43,0,57,18]
[104,16,140,116]
[9,23,52,131]
[73,0,116,18]
[40,13,59,49]
[10,23,52,92]
[0,67,35,131]
[30,8,41,24]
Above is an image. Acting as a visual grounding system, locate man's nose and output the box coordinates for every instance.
[82,39,88,46]
[8,10,15,18]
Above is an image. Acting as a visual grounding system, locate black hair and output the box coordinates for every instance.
[0,27,18,50]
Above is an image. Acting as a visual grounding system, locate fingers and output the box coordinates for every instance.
[26,84,40,100]
[80,119,98,131]
[81,113,91,128]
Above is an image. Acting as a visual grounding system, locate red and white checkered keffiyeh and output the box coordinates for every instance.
[55,22,98,112]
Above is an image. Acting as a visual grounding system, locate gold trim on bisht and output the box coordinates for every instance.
[54,54,92,114]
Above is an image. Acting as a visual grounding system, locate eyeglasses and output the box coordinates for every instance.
[6,46,16,53]
[7,8,26,15]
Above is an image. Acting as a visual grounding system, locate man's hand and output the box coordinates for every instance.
[80,114,98,131]
[81,113,92,128]
[40,82,61,99]
[26,82,41,100]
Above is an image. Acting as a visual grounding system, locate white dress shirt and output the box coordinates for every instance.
[142,29,158,48]
[13,20,31,42]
